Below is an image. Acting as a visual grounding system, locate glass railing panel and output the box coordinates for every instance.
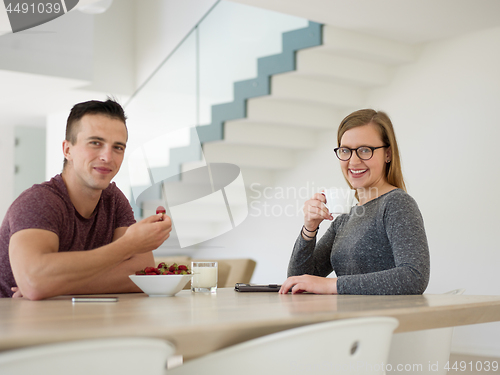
[122,31,199,202]
[118,1,318,246]
[122,1,311,203]
[197,1,308,125]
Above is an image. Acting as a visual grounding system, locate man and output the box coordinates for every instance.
[0,99,171,300]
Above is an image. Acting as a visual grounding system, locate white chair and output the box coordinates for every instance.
[0,337,175,375]
[167,316,399,375]
[386,289,466,375]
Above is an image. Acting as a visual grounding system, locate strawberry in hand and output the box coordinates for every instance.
[156,206,166,221]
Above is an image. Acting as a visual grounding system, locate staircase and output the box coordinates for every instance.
[201,25,417,175]
[138,23,420,250]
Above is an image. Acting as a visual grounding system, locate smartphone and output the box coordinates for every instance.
[234,283,281,292]
[72,297,119,303]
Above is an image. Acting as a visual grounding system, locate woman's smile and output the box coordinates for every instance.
[349,168,367,177]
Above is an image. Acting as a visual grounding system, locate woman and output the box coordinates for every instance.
[279,109,430,295]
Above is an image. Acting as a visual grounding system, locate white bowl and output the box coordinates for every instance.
[129,274,192,297]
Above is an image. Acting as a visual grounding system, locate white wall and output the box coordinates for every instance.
[190,26,500,356]
[81,0,136,95]
[134,0,218,88]
[366,26,500,356]
[367,27,500,296]
[45,112,67,180]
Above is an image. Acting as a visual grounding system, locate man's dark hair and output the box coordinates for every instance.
[63,99,128,168]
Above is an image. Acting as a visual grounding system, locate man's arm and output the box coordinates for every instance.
[67,227,155,295]
[9,214,170,300]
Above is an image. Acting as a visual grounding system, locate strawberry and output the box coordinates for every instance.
[135,263,191,275]
[156,206,166,222]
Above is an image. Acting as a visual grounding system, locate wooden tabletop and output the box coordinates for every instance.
[1,289,500,360]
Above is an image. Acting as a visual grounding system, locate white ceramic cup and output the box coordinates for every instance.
[191,262,218,293]
[321,188,356,215]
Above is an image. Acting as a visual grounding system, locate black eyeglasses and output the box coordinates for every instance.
[334,145,387,161]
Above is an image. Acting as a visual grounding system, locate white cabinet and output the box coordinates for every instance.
[14,126,46,198]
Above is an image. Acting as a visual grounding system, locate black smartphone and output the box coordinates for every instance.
[234,283,281,292]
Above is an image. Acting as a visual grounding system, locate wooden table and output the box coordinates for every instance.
[1,288,500,360]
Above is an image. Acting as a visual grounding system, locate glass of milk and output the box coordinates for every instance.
[191,262,218,293]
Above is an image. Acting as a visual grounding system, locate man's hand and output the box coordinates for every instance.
[11,287,23,298]
[119,213,172,253]
[279,275,338,295]
[8,213,171,300]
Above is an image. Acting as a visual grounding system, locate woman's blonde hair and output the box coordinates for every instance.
[337,109,406,192]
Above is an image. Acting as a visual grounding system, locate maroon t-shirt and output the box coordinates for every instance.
[0,174,136,298]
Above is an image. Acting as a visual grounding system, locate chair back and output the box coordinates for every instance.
[386,289,466,375]
[0,337,175,375]
[154,256,256,288]
[168,316,398,375]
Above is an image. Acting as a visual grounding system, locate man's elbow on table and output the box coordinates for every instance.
[10,256,60,300]
[15,276,56,301]
[10,261,64,300]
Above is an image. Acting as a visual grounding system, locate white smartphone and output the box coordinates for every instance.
[72,297,119,303]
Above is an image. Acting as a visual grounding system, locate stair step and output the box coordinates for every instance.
[296,48,392,87]
[162,182,248,206]
[150,218,225,246]
[237,167,274,187]
[181,161,275,187]
[180,160,207,175]
[169,205,243,222]
[203,142,294,169]
[142,183,247,208]
[171,221,233,248]
[321,25,418,64]
[155,196,247,248]
[142,194,246,247]
[224,119,316,149]
[246,97,345,129]
[271,72,367,106]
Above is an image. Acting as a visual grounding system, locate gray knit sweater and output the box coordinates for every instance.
[288,189,430,295]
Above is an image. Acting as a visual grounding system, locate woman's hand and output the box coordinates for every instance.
[303,192,332,232]
[279,275,338,295]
